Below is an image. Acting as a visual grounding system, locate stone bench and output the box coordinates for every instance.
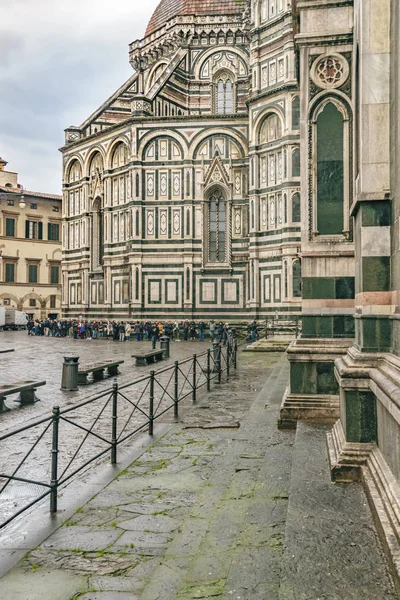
[132,350,165,366]
[78,360,124,385]
[0,380,46,413]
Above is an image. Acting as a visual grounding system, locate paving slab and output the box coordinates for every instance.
[0,350,397,599]
[279,421,398,600]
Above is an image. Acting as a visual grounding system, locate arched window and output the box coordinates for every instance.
[111,143,127,169]
[293,259,302,298]
[208,190,227,263]
[292,193,301,222]
[284,261,288,298]
[292,96,300,130]
[68,161,81,184]
[89,152,103,177]
[316,102,344,235]
[262,113,283,143]
[292,148,300,177]
[214,72,234,115]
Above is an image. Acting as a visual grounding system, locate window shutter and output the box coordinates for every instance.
[38,222,43,240]
[6,218,15,237]
[25,220,30,238]
[48,223,51,240]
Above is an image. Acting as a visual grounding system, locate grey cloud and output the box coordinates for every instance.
[0,0,159,194]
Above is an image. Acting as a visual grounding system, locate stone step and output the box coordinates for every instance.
[279,421,398,600]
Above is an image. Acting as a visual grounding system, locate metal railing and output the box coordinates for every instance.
[0,333,238,529]
[265,316,302,340]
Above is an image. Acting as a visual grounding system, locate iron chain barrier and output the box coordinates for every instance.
[0,331,240,529]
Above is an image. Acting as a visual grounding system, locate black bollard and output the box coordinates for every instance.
[61,356,79,391]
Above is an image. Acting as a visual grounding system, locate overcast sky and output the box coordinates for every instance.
[0,0,160,194]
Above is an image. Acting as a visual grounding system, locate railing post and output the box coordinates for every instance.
[233,330,238,370]
[50,406,60,514]
[218,344,222,385]
[111,380,118,465]
[227,340,230,378]
[174,361,179,420]
[207,349,211,392]
[149,371,155,436]
[192,354,197,403]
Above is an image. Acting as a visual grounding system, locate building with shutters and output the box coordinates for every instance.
[0,157,62,320]
[60,0,302,321]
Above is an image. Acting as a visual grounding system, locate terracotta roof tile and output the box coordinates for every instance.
[146,0,247,36]
[0,185,62,201]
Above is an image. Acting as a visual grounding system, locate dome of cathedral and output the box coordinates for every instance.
[146,0,248,36]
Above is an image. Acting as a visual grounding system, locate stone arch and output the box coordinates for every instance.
[145,60,169,92]
[138,132,188,161]
[44,293,62,307]
[194,46,249,80]
[254,106,286,145]
[309,91,352,123]
[20,292,46,311]
[0,292,20,307]
[191,130,247,160]
[84,147,106,178]
[65,155,84,183]
[52,248,62,260]
[106,137,130,169]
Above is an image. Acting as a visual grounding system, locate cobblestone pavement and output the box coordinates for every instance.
[0,350,397,600]
[0,332,221,526]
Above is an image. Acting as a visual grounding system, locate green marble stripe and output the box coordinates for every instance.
[302,315,355,339]
[290,361,339,395]
[303,277,355,300]
[361,200,391,227]
[355,315,392,352]
[345,390,377,443]
[362,257,390,292]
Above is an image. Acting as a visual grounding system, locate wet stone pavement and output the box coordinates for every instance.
[0,332,220,524]
[0,345,397,600]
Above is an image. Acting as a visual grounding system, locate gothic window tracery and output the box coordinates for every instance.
[315,102,345,235]
[207,190,227,263]
[214,72,235,115]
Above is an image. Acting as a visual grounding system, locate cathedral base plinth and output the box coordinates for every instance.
[278,337,353,429]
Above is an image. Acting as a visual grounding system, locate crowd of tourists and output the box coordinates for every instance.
[25,318,258,343]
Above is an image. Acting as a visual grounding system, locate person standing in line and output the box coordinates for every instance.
[209,320,215,342]
[183,320,189,342]
[223,323,229,346]
[125,321,132,342]
[118,321,126,342]
[199,320,206,342]
[249,319,257,343]
[173,321,180,342]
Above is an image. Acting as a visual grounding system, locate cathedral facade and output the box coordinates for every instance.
[61,0,302,321]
